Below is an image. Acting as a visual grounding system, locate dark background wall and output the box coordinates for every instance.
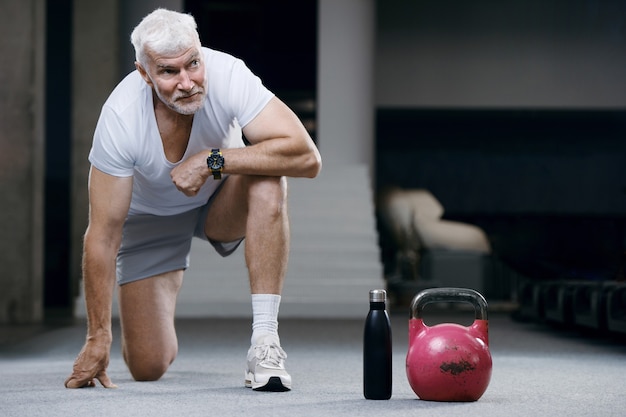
[375,0,626,108]
[186,0,317,95]
[45,0,73,315]
[185,0,318,140]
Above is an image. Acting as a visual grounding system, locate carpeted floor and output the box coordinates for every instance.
[1,312,625,417]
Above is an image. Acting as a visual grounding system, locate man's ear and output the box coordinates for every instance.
[135,61,153,87]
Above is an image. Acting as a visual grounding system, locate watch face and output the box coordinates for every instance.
[208,153,224,170]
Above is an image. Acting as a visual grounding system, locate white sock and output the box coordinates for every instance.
[251,294,281,345]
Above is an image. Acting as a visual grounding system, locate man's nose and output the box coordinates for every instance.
[178,70,193,91]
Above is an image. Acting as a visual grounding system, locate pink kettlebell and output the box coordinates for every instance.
[406,287,492,402]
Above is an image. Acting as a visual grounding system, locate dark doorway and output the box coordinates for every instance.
[185,0,318,140]
[44,0,73,316]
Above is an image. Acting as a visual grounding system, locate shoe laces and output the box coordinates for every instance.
[252,342,287,368]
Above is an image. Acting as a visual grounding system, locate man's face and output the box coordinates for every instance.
[138,46,207,115]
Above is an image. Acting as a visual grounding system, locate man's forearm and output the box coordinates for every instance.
[81,232,118,341]
[221,139,321,179]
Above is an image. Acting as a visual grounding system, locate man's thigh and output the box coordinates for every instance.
[203,174,250,243]
[118,270,183,377]
[203,174,288,243]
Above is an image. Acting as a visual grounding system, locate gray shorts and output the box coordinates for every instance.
[116,186,243,285]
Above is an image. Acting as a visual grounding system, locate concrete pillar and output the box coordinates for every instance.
[0,0,46,323]
[317,0,375,169]
[71,0,122,303]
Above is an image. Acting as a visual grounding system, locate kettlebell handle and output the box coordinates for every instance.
[410,287,488,321]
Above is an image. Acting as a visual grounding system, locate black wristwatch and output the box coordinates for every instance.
[206,148,225,180]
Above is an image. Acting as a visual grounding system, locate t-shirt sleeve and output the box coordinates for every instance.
[88,105,136,177]
[227,59,274,128]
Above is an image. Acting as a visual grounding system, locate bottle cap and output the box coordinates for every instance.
[369,289,387,302]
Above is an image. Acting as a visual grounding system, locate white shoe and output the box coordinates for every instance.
[245,335,292,391]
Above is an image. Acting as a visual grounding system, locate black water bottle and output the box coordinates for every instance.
[363,289,392,400]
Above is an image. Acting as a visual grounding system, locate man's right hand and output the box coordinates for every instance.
[64,336,117,389]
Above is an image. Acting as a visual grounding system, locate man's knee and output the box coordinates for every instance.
[248,176,288,216]
[124,353,174,381]
[124,347,177,381]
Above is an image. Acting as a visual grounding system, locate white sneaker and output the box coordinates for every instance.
[245,335,292,391]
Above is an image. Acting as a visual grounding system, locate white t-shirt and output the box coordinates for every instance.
[89,47,274,216]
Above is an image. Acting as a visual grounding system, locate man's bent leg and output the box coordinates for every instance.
[204,175,291,390]
[204,175,289,296]
[243,177,291,390]
[245,176,289,296]
[118,270,183,381]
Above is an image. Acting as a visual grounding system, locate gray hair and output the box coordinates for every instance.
[130,8,201,68]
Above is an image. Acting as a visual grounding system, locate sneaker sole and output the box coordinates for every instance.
[253,376,291,392]
[245,375,291,392]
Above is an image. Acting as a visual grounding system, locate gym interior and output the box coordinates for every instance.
[1,1,625,416]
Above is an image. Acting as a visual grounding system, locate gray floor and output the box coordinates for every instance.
[1,312,626,417]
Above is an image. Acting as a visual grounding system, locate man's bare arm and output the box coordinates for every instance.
[65,167,132,388]
[171,96,321,196]
[232,96,322,178]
